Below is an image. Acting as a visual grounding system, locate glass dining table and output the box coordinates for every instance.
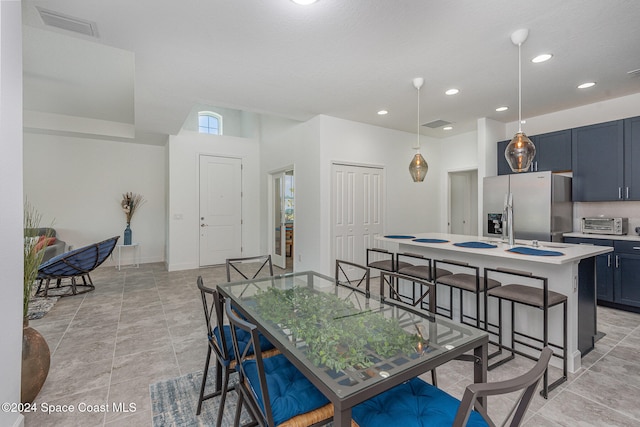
[217,270,489,427]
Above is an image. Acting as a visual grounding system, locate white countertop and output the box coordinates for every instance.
[564,232,640,242]
[377,232,612,265]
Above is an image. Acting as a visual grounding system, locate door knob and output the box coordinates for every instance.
[201,224,207,227]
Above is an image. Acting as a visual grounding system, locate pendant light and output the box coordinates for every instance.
[505,28,536,173]
[409,77,428,182]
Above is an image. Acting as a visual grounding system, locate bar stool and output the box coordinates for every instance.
[484,267,567,399]
[433,259,501,329]
[396,253,453,310]
[366,248,411,293]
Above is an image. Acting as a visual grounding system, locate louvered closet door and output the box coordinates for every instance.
[332,163,383,267]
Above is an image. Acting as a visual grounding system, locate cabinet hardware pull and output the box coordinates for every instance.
[619,187,622,199]
[616,255,620,268]
[633,247,640,250]
[626,187,630,199]
[608,254,611,267]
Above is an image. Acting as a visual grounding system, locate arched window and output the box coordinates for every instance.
[198,111,223,135]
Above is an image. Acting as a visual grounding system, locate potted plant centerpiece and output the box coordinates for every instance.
[22,201,52,403]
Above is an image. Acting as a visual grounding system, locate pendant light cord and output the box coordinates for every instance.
[518,41,522,133]
[415,83,420,151]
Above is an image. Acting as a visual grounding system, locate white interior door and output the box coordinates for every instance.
[332,163,383,267]
[271,172,286,269]
[199,155,242,266]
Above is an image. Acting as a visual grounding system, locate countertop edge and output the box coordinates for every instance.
[563,232,640,242]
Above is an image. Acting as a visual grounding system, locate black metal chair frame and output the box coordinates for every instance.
[451,346,553,427]
[196,277,234,426]
[433,259,490,329]
[335,259,371,297]
[224,299,333,427]
[378,270,438,386]
[484,267,567,399]
[35,236,119,297]
[226,254,274,282]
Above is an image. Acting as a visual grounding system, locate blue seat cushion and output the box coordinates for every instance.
[242,354,330,426]
[352,378,488,427]
[213,325,275,365]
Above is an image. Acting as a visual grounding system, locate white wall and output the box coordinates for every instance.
[167,132,261,271]
[505,92,640,137]
[436,130,479,233]
[260,115,321,272]
[23,133,166,266]
[0,2,26,426]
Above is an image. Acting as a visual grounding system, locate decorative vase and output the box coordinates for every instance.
[21,319,50,404]
[124,223,132,245]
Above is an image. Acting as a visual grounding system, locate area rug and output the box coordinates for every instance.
[27,296,59,320]
[150,369,254,427]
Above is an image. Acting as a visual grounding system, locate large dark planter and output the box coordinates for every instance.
[21,319,50,403]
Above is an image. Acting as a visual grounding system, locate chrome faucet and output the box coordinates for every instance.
[502,193,514,246]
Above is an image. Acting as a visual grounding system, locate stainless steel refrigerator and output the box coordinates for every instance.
[483,171,572,242]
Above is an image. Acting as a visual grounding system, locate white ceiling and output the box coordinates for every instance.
[21,0,640,143]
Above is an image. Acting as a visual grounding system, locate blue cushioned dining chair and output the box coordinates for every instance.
[196,277,278,426]
[352,347,553,427]
[224,299,335,427]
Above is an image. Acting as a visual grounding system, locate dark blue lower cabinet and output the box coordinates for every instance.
[595,252,614,302]
[614,250,640,308]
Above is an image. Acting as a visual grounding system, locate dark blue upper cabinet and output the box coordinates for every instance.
[572,120,625,201]
[624,116,640,201]
[531,129,572,173]
[497,130,571,176]
[497,139,511,175]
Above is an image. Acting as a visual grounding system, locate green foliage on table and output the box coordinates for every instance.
[254,286,421,371]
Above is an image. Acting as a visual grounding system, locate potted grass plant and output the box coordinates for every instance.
[21,201,51,403]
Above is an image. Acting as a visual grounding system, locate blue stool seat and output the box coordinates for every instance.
[352,378,488,427]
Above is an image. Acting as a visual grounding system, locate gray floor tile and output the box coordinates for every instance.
[26,263,640,427]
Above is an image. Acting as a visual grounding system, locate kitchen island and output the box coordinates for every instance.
[376,232,613,373]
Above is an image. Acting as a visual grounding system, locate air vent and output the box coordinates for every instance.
[422,119,451,129]
[37,7,98,37]
[627,68,640,78]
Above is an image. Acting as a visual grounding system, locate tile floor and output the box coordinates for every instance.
[24,262,640,426]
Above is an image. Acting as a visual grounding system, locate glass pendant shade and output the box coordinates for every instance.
[409,152,428,182]
[505,132,536,172]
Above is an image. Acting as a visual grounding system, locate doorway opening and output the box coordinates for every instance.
[448,169,478,236]
[270,168,294,270]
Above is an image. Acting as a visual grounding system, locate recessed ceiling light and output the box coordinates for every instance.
[445,88,459,95]
[496,106,509,112]
[377,110,388,115]
[578,82,596,89]
[532,54,553,63]
[291,0,317,4]
[443,126,453,131]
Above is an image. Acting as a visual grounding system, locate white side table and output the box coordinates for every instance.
[115,243,140,270]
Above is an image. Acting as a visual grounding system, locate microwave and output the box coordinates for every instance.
[581,217,628,235]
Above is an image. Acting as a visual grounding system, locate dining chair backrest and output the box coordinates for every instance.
[453,346,553,426]
[226,254,274,283]
[378,271,436,313]
[352,347,553,427]
[335,259,371,297]
[224,299,333,427]
[197,276,230,362]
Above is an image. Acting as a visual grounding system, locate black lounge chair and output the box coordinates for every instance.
[36,236,119,297]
